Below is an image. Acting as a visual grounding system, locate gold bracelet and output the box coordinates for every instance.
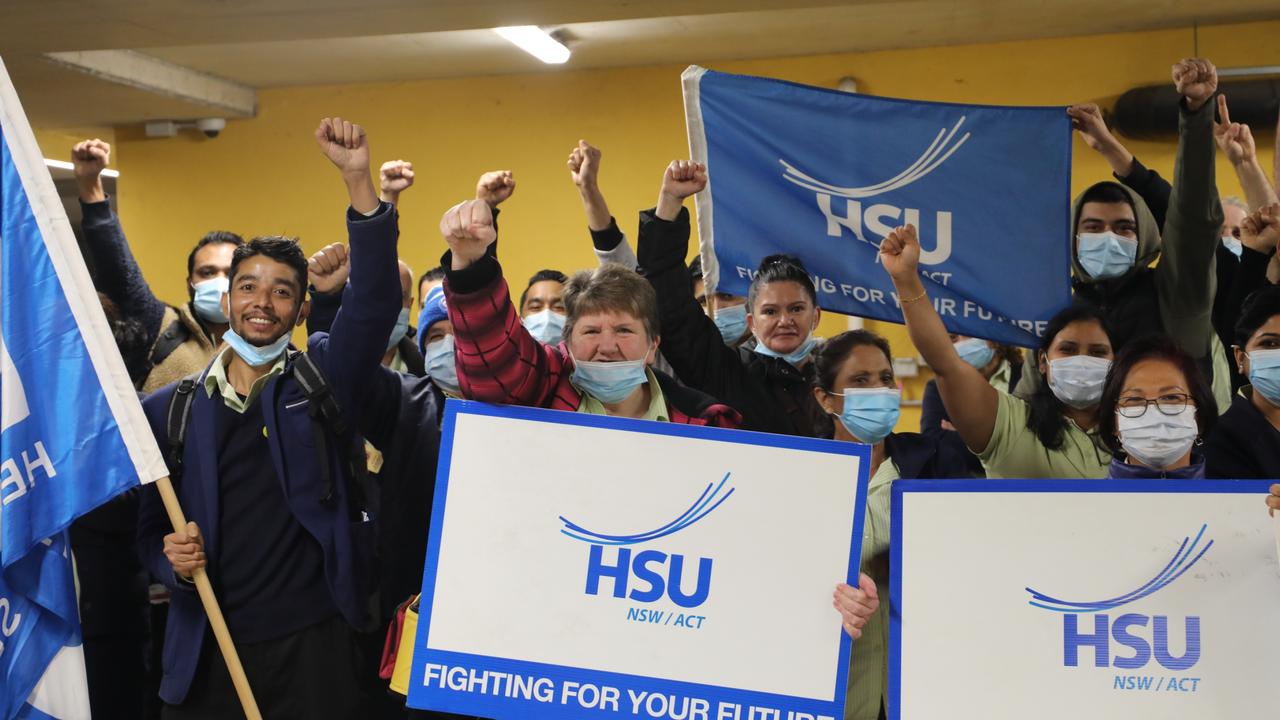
[898,288,928,304]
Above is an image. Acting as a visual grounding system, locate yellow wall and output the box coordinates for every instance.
[46,19,1280,432]
[34,127,117,164]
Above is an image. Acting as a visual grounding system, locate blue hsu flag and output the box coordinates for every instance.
[682,66,1073,347]
[0,56,168,719]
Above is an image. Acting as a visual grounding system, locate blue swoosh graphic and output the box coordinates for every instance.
[559,472,734,546]
[1025,524,1212,613]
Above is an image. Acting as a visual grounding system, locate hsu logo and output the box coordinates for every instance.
[1026,524,1211,672]
[780,117,971,266]
[560,473,733,609]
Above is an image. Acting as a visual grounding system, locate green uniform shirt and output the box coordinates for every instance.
[203,347,287,414]
[843,456,898,719]
[978,390,1110,479]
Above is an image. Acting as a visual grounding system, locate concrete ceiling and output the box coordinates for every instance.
[6,0,1280,128]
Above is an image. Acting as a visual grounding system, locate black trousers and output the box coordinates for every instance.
[162,615,363,720]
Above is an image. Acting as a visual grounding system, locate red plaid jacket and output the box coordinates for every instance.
[444,255,741,428]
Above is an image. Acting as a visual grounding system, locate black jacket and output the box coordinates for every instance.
[1117,158,1276,391]
[636,207,829,438]
[305,283,442,619]
[1205,391,1280,479]
[883,431,976,480]
[920,362,1022,477]
[308,288,425,377]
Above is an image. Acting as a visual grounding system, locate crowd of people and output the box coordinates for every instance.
[64,57,1280,720]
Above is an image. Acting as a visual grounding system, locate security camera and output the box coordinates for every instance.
[196,118,226,138]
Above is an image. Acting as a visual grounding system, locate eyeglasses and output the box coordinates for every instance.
[1116,393,1194,418]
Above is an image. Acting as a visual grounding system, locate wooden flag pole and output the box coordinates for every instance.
[154,476,263,720]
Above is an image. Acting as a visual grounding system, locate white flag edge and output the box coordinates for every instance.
[0,55,168,485]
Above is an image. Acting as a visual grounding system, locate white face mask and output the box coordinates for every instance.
[1047,355,1111,409]
[1117,408,1198,470]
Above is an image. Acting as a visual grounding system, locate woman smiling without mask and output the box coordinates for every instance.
[636,160,829,437]
[881,224,1116,479]
[811,330,972,720]
[1096,337,1217,478]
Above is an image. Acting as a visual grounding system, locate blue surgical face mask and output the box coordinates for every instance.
[830,387,901,445]
[424,335,461,395]
[570,350,651,404]
[753,327,818,367]
[192,277,229,323]
[713,304,748,345]
[523,309,566,345]
[1222,235,1243,258]
[1047,355,1111,409]
[222,325,291,368]
[954,338,995,370]
[385,308,411,353]
[1077,231,1138,280]
[1247,349,1280,405]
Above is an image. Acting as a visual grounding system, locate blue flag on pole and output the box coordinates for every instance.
[0,56,168,719]
[682,66,1073,347]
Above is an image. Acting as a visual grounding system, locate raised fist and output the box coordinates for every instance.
[440,199,497,269]
[314,117,370,175]
[380,160,415,198]
[307,243,350,295]
[568,140,602,189]
[1240,204,1280,255]
[71,139,111,182]
[879,224,921,282]
[1172,58,1218,111]
[1212,95,1256,166]
[1066,104,1113,152]
[475,170,515,207]
[660,160,708,202]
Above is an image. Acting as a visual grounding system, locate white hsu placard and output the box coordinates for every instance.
[408,400,872,720]
[891,478,1280,719]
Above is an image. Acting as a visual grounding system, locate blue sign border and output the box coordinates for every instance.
[886,477,1275,720]
[407,399,872,718]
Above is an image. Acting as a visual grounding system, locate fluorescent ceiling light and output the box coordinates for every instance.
[492,26,570,64]
[45,158,119,178]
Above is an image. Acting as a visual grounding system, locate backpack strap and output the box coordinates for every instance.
[288,352,366,515]
[164,373,201,481]
[151,316,192,368]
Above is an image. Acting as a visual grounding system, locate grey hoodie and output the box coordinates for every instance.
[1018,97,1230,411]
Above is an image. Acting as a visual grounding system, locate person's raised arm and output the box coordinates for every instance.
[475,170,515,210]
[637,160,744,394]
[1158,58,1223,361]
[71,138,166,353]
[304,243,350,336]
[315,117,380,214]
[73,138,109,204]
[656,160,705,222]
[440,199,564,407]
[1068,104,1135,178]
[379,160,415,206]
[569,139,635,269]
[1224,206,1280,324]
[312,117,401,411]
[880,224,999,453]
[443,199,497,271]
[1069,103,1171,227]
[569,140,613,231]
[1214,95,1279,211]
